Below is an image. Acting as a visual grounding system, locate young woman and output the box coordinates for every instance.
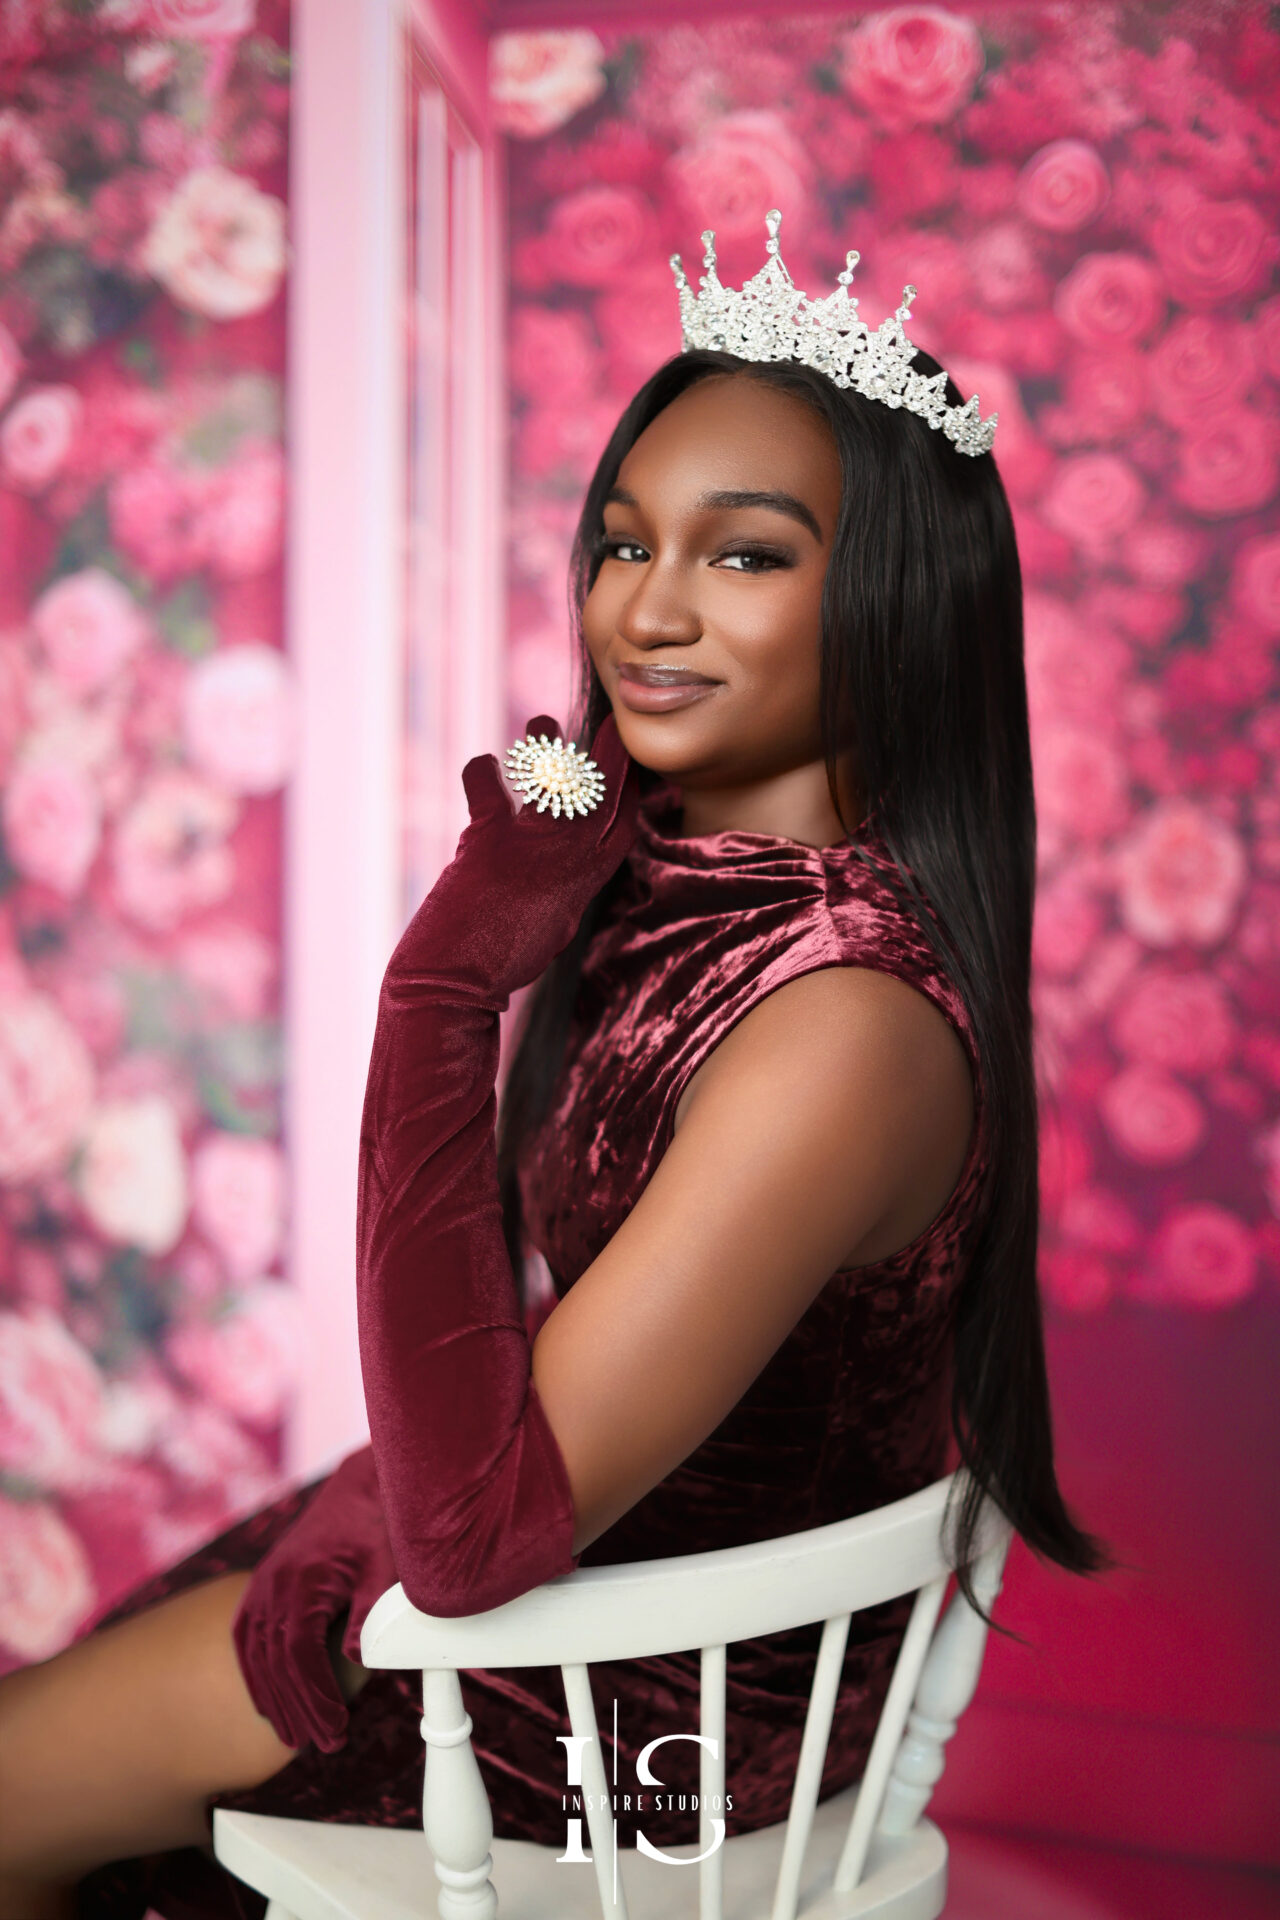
[0,262,1101,1918]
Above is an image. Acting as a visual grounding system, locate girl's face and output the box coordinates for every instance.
[582,372,854,834]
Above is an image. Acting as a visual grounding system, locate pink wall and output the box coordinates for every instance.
[488,0,1280,1864]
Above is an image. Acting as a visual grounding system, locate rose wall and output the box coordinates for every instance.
[493,2,1279,1855]
[0,1,295,1673]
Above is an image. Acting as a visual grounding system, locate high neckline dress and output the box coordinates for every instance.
[80,781,988,1916]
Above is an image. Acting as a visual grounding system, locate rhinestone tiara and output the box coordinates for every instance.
[668,209,997,459]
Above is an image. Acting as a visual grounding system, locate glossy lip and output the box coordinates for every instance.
[617,663,719,687]
[615,672,720,714]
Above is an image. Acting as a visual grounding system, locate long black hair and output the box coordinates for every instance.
[497,345,1106,1596]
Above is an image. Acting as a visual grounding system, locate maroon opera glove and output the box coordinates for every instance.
[231,1443,397,1753]
[356,710,641,1618]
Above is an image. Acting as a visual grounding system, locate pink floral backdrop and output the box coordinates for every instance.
[490,4,1280,1851]
[493,4,1280,1319]
[0,0,294,1674]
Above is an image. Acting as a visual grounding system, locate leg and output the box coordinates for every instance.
[0,1571,310,1908]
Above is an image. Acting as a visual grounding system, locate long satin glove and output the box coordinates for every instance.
[231,1443,395,1753]
[357,710,641,1618]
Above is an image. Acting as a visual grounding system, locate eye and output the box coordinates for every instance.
[601,536,648,563]
[716,545,792,573]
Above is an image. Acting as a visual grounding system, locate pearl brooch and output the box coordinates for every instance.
[503,730,607,818]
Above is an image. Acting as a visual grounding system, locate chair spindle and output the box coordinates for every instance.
[768,1611,851,1920]
[700,1641,727,1920]
[562,1661,631,1918]
[420,1668,498,1919]
[878,1535,1009,1836]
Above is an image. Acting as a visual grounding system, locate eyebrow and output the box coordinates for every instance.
[604,483,823,544]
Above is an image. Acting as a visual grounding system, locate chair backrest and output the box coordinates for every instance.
[360,1471,1012,1920]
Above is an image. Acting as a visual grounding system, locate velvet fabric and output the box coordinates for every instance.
[77,775,988,1918]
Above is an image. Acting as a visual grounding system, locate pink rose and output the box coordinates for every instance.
[967,221,1048,311]
[1259,1120,1280,1218]
[175,920,276,1020]
[77,1095,188,1255]
[595,262,683,388]
[1123,518,1208,590]
[666,111,814,253]
[1017,139,1109,232]
[165,1280,297,1427]
[1032,869,1103,979]
[1058,1184,1140,1256]
[1023,591,1130,725]
[509,305,599,405]
[200,437,285,580]
[181,641,295,796]
[0,384,82,494]
[1151,1204,1258,1308]
[1173,411,1278,519]
[514,395,622,484]
[1151,192,1272,309]
[0,320,23,409]
[108,457,212,582]
[142,0,255,34]
[1099,1064,1205,1166]
[110,768,238,931]
[1116,799,1246,947]
[1110,967,1236,1077]
[1042,1248,1112,1314]
[839,6,984,127]
[2,754,102,896]
[868,130,957,221]
[489,30,607,139]
[0,991,95,1183]
[30,566,149,696]
[1033,724,1130,843]
[1231,534,1280,636]
[0,1495,95,1663]
[542,186,656,291]
[141,166,285,320]
[0,1306,103,1490]
[190,1131,285,1281]
[1053,349,1148,444]
[1040,452,1145,552]
[1054,253,1165,348]
[1149,315,1256,430]
[1257,295,1280,383]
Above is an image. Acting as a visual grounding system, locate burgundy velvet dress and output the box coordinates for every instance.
[78,783,987,1920]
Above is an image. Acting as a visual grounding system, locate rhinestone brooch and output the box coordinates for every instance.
[503,731,607,818]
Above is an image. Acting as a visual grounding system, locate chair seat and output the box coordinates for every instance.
[213,1787,947,1920]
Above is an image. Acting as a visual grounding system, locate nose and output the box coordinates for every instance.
[614,554,702,651]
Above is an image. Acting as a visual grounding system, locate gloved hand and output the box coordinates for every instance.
[231,1443,395,1753]
[357,709,640,1619]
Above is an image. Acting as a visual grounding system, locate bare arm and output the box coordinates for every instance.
[532,964,974,1556]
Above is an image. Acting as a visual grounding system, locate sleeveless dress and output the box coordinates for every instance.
[77,783,988,1920]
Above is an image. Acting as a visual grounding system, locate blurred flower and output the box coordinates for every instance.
[165,1279,297,1427]
[201,436,286,580]
[1110,967,1236,1077]
[1173,411,1278,519]
[1149,314,1256,429]
[0,991,95,1185]
[1054,252,1165,348]
[1150,189,1273,309]
[1231,533,1280,636]
[30,568,150,698]
[1150,1203,1258,1307]
[0,1495,95,1662]
[667,110,813,251]
[181,641,294,795]
[838,5,983,128]
[141,165,285,319]
[1115,800,1247,947]
[77,1094,188,1254]
[0,321,23,409]
[144,0,256,35]
[2,753,102,896]
[1017,139,1109,232]
[190,1131,285,1282]
[0,384,81,494]
[110,767,238,931]
[490,30,607,139]
[1099,1064,1206,1166]
[543,186,656,290]
[0,1306,104,1491]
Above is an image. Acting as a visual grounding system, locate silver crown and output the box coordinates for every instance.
[669,209,997,458]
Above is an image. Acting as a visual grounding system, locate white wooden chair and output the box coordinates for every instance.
[213,1472,1011,1920]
